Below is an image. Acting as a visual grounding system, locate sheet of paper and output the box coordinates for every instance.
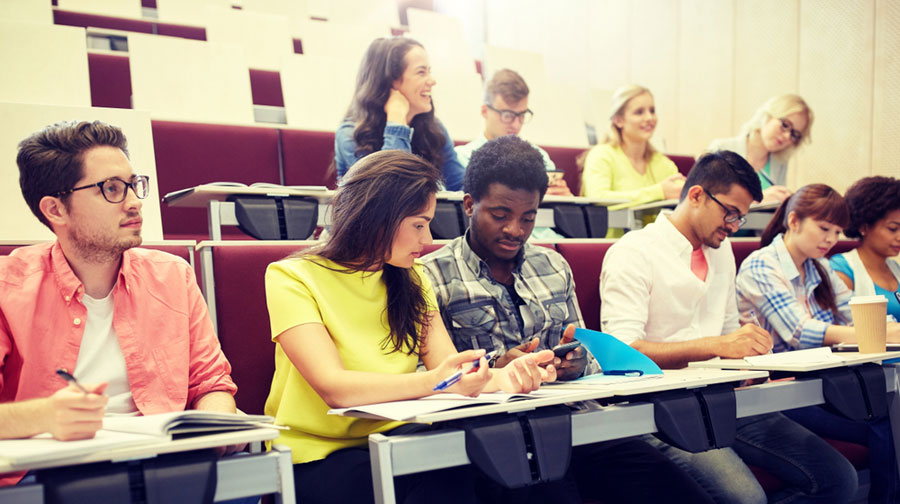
[743,347,836,365]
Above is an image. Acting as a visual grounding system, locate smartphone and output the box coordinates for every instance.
[547,170,565,184]
[552,341,581,358]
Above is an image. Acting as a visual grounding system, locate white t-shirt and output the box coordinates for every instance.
[73,291,138,414]
[600,212,741,345]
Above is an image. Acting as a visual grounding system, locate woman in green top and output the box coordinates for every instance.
[579,84,686,237]
[264,150,555,503]
[707,94,814,204]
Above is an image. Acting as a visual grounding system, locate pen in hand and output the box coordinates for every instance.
[433,358,482,392]
[56,368,89,394]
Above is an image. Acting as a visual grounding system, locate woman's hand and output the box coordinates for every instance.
[546,177,573,196]
[661,173,686,200]
[432,349,490,397]
[493,350,557,393]
[384,89,411,125]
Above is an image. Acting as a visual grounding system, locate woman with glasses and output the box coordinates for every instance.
[579,84,685,237]
[831,176,900,322]
[708,94,813,203]
[265,150,555,503]
[735,184,900,502]
[333,37,465,190]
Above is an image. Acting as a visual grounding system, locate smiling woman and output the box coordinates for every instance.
[579,84,685,236]
[708,94,814,203]
[331,37,465,190]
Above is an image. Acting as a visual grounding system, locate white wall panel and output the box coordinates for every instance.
[796,0,874,192]
[677,0,734,156]
[732,0,799,135]
[628,0,678,153]
[586,0,630,101]
[872,0,900,178]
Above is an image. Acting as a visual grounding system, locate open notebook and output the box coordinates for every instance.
[328,389,586,422]
[0,411,278,466]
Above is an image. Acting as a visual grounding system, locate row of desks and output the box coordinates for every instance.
[5,354,893,503]
[163,184,780,240]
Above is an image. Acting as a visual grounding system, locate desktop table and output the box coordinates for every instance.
[0,428,295,504]
[358,366,899,504]
[162,184,628,240]
[608,199,780,231]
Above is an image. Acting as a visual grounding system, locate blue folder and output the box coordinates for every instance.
[573,328,663,377]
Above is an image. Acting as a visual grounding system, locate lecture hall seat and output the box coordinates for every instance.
[151,121,282,240]
[206,242,309,414]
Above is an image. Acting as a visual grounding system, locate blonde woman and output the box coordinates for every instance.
[580,85,685,237]
[708,94,813,203]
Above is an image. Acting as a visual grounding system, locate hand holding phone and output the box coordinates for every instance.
[552,341,582,358]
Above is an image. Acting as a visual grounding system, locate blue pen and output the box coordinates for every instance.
[433,358,482,391]
[603,369,643,377]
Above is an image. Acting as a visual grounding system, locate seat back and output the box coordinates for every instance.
[203,242,312,414]
[555,240,617,331]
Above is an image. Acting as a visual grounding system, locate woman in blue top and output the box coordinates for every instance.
[831,176,900,322]
[333,37,464,190]
[735,184,900,503]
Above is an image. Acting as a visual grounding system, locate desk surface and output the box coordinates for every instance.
[688,350,900,372]
[163,184,628,208]
[0,427,280,473]
[340,368,768,424]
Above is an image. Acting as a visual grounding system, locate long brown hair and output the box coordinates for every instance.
[761,184,849,317]
[301,150,441,355]
[345,37,445,170]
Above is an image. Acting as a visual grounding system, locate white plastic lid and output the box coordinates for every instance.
[849,295,888,305]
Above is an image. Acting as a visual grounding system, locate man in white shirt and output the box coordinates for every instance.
[600,151,857,503]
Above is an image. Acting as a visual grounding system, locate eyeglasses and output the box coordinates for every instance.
[485,104,533,124]
[56,175,150,203]
[704,189,747,227]
[779,118,803,145]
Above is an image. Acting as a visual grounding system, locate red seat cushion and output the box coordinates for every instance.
[249,69,284,107]
[151,121,282,238]
[88,53,132,109]
[156,23,206,40]
[667,154,695,177]
[555,241,615,331]
[54,10,154,33]
[210,243,309,414]
[281,129,338,188]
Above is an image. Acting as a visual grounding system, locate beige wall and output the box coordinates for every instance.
[444,0,899,192]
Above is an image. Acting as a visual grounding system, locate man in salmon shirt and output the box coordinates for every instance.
[0,120,238,486]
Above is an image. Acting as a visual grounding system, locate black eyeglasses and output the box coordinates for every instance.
[56,175,150,203]
[704,189,747,227]
[485,104,533,124]
[779,118,802,145]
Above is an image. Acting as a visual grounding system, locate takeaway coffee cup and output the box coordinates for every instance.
[849,295,888,353]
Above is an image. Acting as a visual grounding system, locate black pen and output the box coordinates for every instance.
[56,368,88,394]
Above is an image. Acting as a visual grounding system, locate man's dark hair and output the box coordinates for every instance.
[464,136,548,202]
[843,176,900,239]
[679,150,763,202]
[17,120,129,229]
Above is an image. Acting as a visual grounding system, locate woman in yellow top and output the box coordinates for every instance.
[264,150,555,503]
[580,85,686,237]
